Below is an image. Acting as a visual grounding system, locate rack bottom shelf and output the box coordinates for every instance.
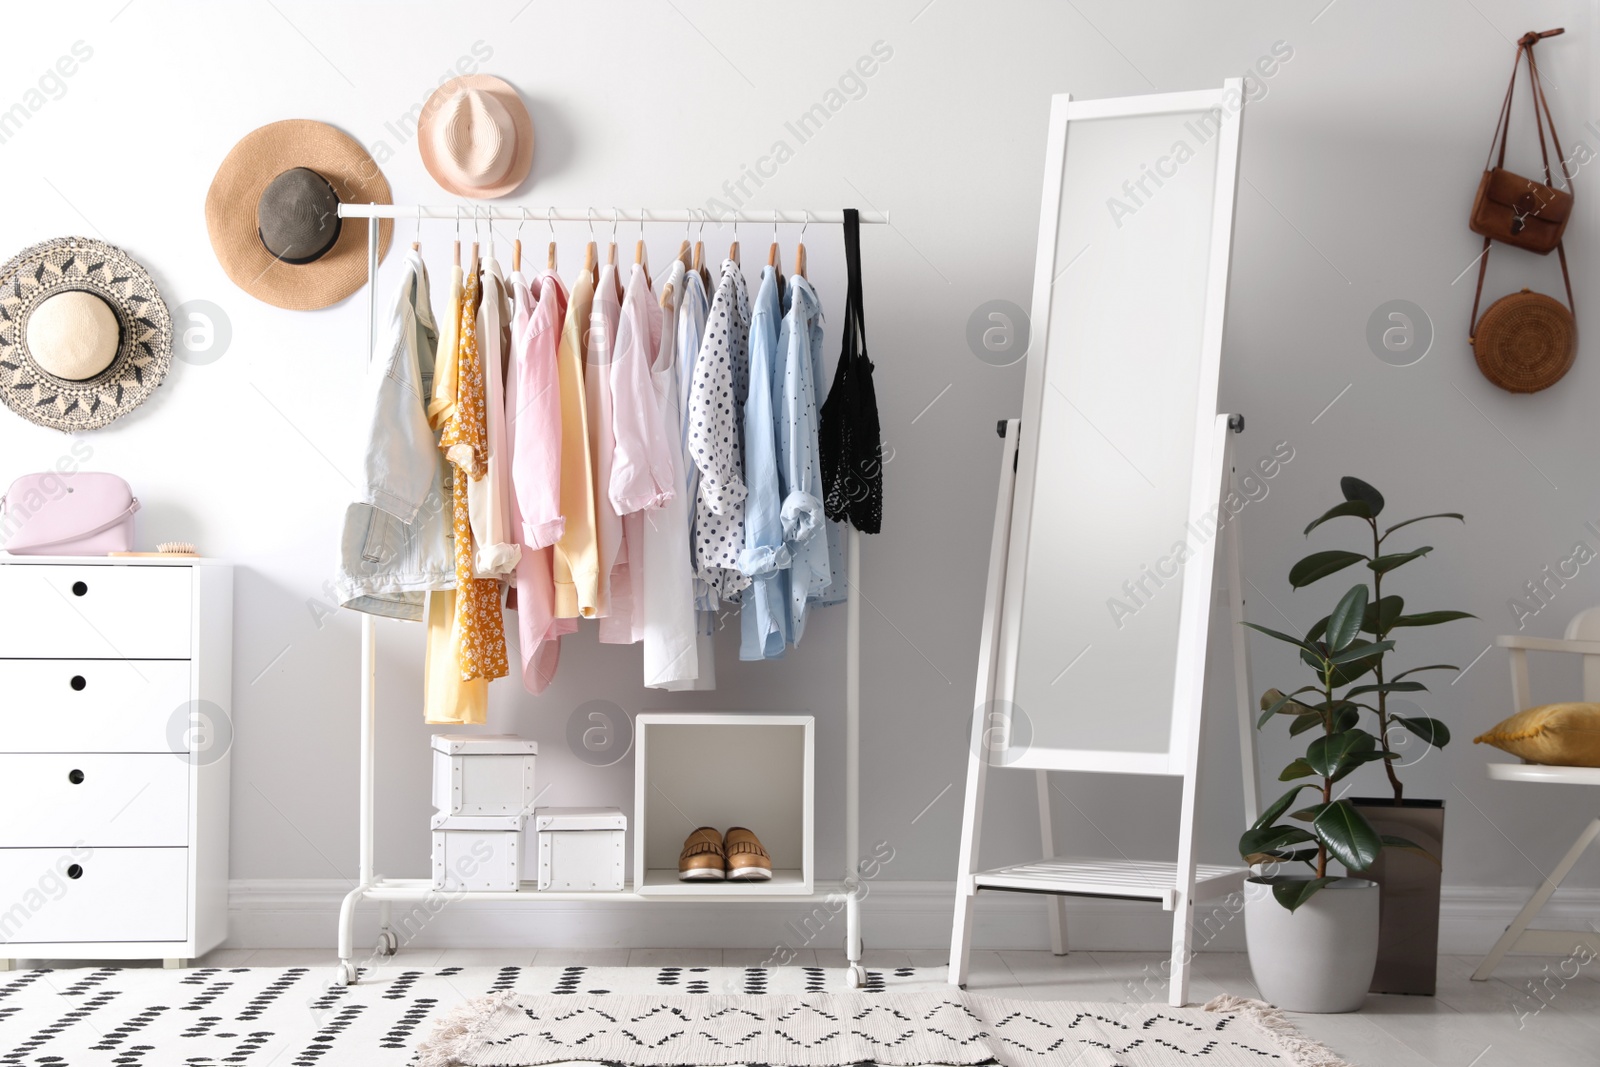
[354,875,839,904]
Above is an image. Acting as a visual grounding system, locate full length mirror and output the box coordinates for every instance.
[1000,90,1241,771]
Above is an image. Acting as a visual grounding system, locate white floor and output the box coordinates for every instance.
[7,947,1589,1066]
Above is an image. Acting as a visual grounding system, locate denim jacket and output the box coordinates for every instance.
[336,251,456,620]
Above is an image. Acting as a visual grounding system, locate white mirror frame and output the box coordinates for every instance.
[997,82,1244,775]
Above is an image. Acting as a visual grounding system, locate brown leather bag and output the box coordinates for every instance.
[1469,29,1572,254]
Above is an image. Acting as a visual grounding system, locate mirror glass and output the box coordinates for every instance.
[1009,107,1222,760]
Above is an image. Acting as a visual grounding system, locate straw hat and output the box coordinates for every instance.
[0,236,173,432]
[205,120,393,310]
[418,75,533,199]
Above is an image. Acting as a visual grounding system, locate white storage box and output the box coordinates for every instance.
[535,807,626,892]
[430,813,525,891]
[431,734,537,816]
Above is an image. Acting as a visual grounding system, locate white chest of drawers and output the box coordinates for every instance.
[0,556,232,968]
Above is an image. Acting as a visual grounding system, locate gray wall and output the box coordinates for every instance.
[0,0,1593,909]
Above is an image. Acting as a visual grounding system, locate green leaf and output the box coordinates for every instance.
[1345,680,1428,697]
[1305,616,1328,645]
[1239,824,1315,861]
[1328,639,1394,665]
[1341,477,1385,517]
[1279,758,1316,781]
[1380,834,1441,866]
[1312,800,1382,871]
[1331,704,1361,733]
[1242,622,1321,657]
[1307,730,1378,780]
[1392,663,1458,681]
[1326,585,1369,652]
[1395,716,1452,748]
[1273,876,1339,911]
[1304,499,1373,536]
[1252,783,1319,830]
[1370,546,1433,575]
[1361,595,1404,636]
[1382,512,1464,538]
[1289,711,1324,736]
[1391,610,1475,628]
[1290,550,1369,589]
[1256,687,1320,728]
[1327,653,1381,688]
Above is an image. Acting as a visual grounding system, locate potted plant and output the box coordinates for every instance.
[1289,477,1470,995]
[1238,477,1465,1010]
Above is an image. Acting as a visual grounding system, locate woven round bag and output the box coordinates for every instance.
[1472,288,1576,393]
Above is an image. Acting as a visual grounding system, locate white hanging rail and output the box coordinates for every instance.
[338,204,888,224]
[334,202,879,989]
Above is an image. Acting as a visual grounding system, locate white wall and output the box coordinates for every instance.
[1,0,1596,947]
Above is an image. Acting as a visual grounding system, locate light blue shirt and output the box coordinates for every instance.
[739,266,790,660]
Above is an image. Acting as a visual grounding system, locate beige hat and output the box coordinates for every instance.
[0,236,173,432]
[418,75,533,199]
[205,120,393,311]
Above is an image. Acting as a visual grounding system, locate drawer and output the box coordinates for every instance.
[0,847,187,944]
[0,660,191,753]
[0,564,192,659]
[0,754,188,847]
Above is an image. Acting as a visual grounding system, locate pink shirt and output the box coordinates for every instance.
[510,270,567,550]
[610,263,676,515]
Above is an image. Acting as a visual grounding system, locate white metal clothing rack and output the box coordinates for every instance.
[332,202,886,988]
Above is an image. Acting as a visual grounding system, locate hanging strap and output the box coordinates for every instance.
[841,208,867,364]
[2,498,141,552]
[1470,29,1574,338]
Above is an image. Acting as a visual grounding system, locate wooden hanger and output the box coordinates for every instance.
[729,214,740,265]
[411,206,421,253]
[794,210,808,279]
[582,208,598,276]
[453,206,461,267]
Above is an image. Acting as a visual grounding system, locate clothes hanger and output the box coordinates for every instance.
[767,209,783,289]
[467,205,480,278]
[453,206,461,267]
[694,210,711,288]
[412,205,422,253]
[676,210,693,270]
[513,207,524,273]
[728,213,740,266]
[583,208,597,275]
[634,210,650,289]
[546,207,558,271]
[607,207,618,268]
[794,209,808,280]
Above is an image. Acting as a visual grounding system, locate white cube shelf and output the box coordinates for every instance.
[634,713,813,896]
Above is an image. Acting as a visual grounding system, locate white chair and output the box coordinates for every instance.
[1472,605,1600,981]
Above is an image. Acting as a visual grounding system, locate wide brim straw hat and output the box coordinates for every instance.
[417,75,534,199]
[205,119,393,311]
[0,236,173,432]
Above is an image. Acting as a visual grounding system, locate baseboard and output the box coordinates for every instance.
[225,879,1600,956]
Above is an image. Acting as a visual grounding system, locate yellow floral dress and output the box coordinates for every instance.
[438,265,509,683]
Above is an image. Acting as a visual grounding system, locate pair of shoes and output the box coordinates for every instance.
[677,826,773,882]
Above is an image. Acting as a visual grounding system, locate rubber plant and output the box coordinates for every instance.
[1238,477,1468,909]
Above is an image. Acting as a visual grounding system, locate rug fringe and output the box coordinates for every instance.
[1203,994,1357,1067]
[414,991,512,1067]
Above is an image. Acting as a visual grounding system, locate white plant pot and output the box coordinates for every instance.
[1243,876,1380,1013]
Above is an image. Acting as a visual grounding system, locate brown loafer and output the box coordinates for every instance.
[724,826,773,881]
[678,827,726,881]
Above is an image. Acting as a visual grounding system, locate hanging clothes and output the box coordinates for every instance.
[588,262,634,643]
[552,265,599,619]
[336,249,454,621]
[610,262,675,515]
[438,264,510,685]
[464,256,520,578]
[687,260,752,607]
[423,261,487,724]
[819,208,883,534]
[640,260,699,688]
[673,266,718,688]
[738,265,790,661]
[778,272,843,643]
[507,266,575,695]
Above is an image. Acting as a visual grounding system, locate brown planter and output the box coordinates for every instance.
[1351,797,1444,995]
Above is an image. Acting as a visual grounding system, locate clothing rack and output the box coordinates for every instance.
[333,202,886,988]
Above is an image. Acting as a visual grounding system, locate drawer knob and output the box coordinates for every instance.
[66,864,83,880]
[67,769,84,785]
[71,580,88,597]
[69,675,86,691]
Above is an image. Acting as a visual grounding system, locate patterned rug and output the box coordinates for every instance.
[0,964,1345,1067]
[417,989,1348,1067]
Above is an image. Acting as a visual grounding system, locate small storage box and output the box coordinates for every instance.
[431,734,538,817]
[430,812,525,891]
[535,807,626,892]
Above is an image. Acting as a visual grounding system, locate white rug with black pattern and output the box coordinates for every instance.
[0,964,1344,1067]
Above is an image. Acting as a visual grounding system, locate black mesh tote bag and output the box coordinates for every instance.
[819,208,883,533]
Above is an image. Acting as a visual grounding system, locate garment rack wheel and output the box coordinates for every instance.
[335,959,359,987]
[376,929,399,957]
[847,964,866,989]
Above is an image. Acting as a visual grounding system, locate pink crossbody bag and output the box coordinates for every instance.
[1,472,140,555]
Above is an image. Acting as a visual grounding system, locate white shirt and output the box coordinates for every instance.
[468,256,521,578]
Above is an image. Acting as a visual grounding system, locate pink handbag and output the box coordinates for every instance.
[1,472,140,555]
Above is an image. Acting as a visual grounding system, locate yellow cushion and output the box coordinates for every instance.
[1474,703,1600,767]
